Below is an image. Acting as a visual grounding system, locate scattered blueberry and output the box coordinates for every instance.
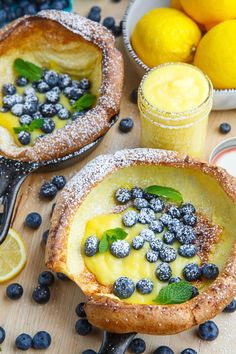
[183,263,201,281]
[201,263,219,280]
[223,299,236,313]
[88,10,101,22]
[149,198,164,213]
[133,197,149,210]
[84,236,99,257]
[191,286,199,299]
[136,279,154,295]
[113,277,135,299]
[139,229,155,242]
[176,225,196,245]
[130,89,138,104]
[79,78,90,90]
[146,250,159,263]
[46,90,60,104]
[197,320,219,341]
[115,188,131,203]
[168,218,182,234]
[159,246,177,263]
[41,118,55,134]
[178,245,198,258]
[132,236,145,250]
[103,16,115,30]
[0,326,5,344]
[75,319,92,336]
[58,107,70,120]
[163,231,175,245]
[138,208,156,224]
[6,283,23,300]
[25,212,42,229]
[56,272,69,281]
[32,285,50,304]
[110,240,130,258]
[128,337,146,354]
[149,220,164,233]
[150,239,163,252]
[169,277,181,284]
[131,187,144,199]
[38,271,55,287]
[153,346,174,354]
[181,203,196,215]
[76,302,86,318]
[16,76,28,87]
[18,131,31,145]
[11,103,24,116]
[113,22,123,37]
[40,182,58,200]
[181,349,197,354]
[15,333,32,351]
[122,210,138,227]
[42,230,49,245]
[167,206,181,218]
[32,331,51,349]
[119,117,134,133]
[40,103,57,118]
[183,213,197,227]
[219,122,231,134]
[2,83,16,95]
[72,111,86,120]
[51,175,66,190]
[43,70,58,87]
[58,74,72,89]
[156,262,172,281]
[19,114,33,125]
[37,81,50,93]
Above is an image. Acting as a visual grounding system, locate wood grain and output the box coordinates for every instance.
[0,1,236,353]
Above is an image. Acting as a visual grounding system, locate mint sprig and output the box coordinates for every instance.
[145,185,183,204]
[99,228,128,253]
[73,93,96,112]
[13,119,45,134]
[14,58,43,81]
[153,281,193,305]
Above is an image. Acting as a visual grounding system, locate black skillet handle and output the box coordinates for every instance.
[0,156,40,244]
[98,331,136,354]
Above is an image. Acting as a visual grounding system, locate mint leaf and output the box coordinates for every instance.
[14,58,43,81]
[153,281,193,305]
[145,185,183,203]
[73,94,96,112]
[105,228,128,240]
[28,118,44,131]
[99,234,109,253]
[13,125,29,134]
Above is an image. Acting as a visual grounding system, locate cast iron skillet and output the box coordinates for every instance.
[0,114,138,353]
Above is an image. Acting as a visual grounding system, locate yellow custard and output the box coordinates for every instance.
[82,210,200,305]
[138,63,213,158]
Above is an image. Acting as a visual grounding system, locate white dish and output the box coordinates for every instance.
[123,0,236,111]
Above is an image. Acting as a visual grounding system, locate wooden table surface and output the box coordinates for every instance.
[1,1,236,353]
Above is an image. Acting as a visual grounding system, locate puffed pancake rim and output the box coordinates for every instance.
[46,148,236,335]
[0,10,123,162]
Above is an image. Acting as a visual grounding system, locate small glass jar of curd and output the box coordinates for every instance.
[138,63,213,158]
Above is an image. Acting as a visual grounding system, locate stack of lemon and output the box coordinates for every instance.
[131,0,236,89]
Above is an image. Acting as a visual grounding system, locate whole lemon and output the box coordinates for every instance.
[170,0,184,11]
[194,20,236,89]
[181,0,236,25]
[131,8,201,68]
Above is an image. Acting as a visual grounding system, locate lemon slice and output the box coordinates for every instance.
[0,228,27,283]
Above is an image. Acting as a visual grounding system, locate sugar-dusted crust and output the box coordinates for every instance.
[0,10,123,162]
[46,148,236,334]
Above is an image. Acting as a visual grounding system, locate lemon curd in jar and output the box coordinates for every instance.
[138,63,213,158]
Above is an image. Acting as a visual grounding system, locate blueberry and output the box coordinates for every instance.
[33,111,42,120]
[46,90,60,104]
[169,277,181,284]
[159,213,173,226]
[51,175,67,190]
[90,6,101,13]
[40,182,58,200]
[37,81,50,93]
[136,279,154,295]
[176,225,196,245]
[24,87,35,96]
[149,220,164,233]
[130,89,138,104]
[138,208,156,224]
[122,210,138,227]
[42,230,49,244]
[38,1,51,10]
[56,272,69,281]
[75,319,92,336]
[64,86,83,100]
[6,283,23,300]
[178,245,198,258]
[191,286,199,298]
[146,250,159,263]
[15,333,32,350]
[58,108,70,120]
[159,246,177,263]
[7,8,18,21]
[88,11,101,22]
[24,4,37,15]
[131,187,144,199]
[183,263,201,281]
[25,212,42,229]
[18,131,31,145]
[140,229,155,242]
[133,197,149,210]
[58,73,72,89]
[79,78,90,90]
[168,218,182,234]
[84,235,99,257]
[113,277,135,299]
[55,103,63,112]
[128,338,146,354]
[153,346,174,354]
[156,262,172,281]
[110,240,130,258]
[181,349,197,354]
[11,103,24,116]
[119,117,134,133]
[163,231,175,245]
[72,111,87,120]
[115,188,131,203]
[43,70,59,87]
[32,331,51,349]
[201,263,219,280]
[181,203,196,215]
[2,83,16,96]
[197,320,219,341]
[0,327,5,344]
[149,198,165,212]
[51,0,66,10]
[219,122,231,134]
[19,114,33,125]
[132,236,145,250]
[76,302,86,318]
[223,299,236,313]
[41,118,55,134]
[0,10,7,25]
[113,22,123,37]
[16,76,29,87]
[71,80,81,89]
[167,206,181,218]
[103,17,115,30]
[183,213,197,227]
[40,103,57,117]
[82,350,97,354]
[38,271,55,287]
[32,285,50,304]
[150,239,163,252]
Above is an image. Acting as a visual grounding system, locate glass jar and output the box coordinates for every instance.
[138,63,213,158]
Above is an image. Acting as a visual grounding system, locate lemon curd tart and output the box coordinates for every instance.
[138,63,213,158]
[46,149,236,335]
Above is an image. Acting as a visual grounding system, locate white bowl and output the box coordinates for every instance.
[123,0,236,110]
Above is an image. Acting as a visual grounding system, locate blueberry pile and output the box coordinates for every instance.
[75,302,93,337]
[15,331,51,350]
[0,0,71,28]
[40,175,67,200]
[1,69,92,145]
[87,5,122,37]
